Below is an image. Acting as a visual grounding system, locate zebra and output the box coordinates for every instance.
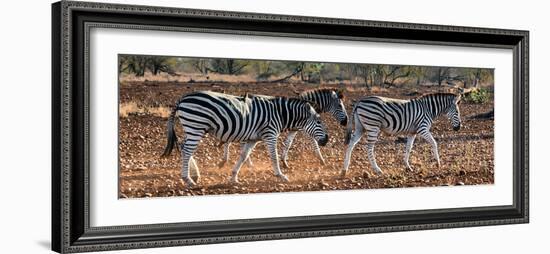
[161,91,329,187]
[218,88,348,169]
[341,92,462,176]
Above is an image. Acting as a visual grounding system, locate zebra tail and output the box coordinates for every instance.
[344,102,358,145]
[161,102,179,157]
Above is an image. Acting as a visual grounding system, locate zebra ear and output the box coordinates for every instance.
[453,93,463,104]
[459,87,478,96]
[336,89,345,99]
[306,101,321,113]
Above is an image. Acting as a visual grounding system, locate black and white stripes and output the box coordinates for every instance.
[282,89,348,167]
[162,89,463,187]
[162,91,329,186]
[342,93,462,175]
[219,88,348,168]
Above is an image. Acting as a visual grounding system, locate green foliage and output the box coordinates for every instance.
[118,55,495,89]
[464,88,491,104]
[185,58,210,74]
[119,55,176,76]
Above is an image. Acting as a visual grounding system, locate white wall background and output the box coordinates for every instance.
[0,0,546,253]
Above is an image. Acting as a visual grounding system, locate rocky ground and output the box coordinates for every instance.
[118,81,494,198]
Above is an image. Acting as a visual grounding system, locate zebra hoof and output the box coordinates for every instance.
[320,159,326,166]
[277,174,289,182]
[230,176,240,184]
[182,178,197,188]
[374,169,383,175]
[339,170,347,178]
[282,160,290,169]
[191,175,201,184]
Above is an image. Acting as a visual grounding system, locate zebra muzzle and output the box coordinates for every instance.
[340,118,348,126]
[318,135,329,146]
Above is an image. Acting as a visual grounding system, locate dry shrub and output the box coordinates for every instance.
[119,72,181,83]
[119,101,171,118]
[119,102,144,117]
[147,106,171,118]
[344,85,388,94]
[119,72,258,83]
[369,86,389,93]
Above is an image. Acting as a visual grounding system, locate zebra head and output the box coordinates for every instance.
[446,94,462,131]
[303,105,329,146]
[328,89,348,126]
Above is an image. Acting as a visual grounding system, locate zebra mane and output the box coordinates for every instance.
[417,92,459,101]
[300,88,345,99]
[282,96,315,107]
[415,92,460,117]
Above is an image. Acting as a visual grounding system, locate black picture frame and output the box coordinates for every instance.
[51,1,529,253]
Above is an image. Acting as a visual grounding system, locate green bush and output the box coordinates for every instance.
[465,87,491,104]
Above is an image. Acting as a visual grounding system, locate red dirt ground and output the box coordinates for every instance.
[119,81,494,198]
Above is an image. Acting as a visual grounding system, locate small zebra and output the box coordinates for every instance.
[219,88,348,169]
[161,91,329,187]
[342,92,462,176]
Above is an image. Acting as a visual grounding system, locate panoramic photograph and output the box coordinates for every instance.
[118,54,494,198]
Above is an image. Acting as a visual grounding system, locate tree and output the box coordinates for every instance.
[147,56,177,76]
[342,64,358,84]
[355,64,372,89]
[370,65,386,87]
[435,67,451,86]
[119,55,177,76]
[382,66,412,87]
[410,66,429,86]
[120,55,147,76]
[269,62,304,83]
[302,63,325,84]
[209,59,249,75]
[463,68,492,88]
[252,61,273,80]
[225,59,248,75]
[188,59,211,74]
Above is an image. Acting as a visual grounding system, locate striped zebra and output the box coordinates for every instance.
[219,88,348,169]
[161,91,329,187]
[342,92,462,176]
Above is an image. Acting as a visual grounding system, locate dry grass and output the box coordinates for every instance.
[119,101,171,118]
[147,106,171,118]
[119,73,183,83]
[344,85,390,93]
[119,72,260,83]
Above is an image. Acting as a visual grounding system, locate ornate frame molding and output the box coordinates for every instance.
[52,1,529,253]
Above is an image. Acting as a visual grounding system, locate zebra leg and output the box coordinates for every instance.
[404,135,416,171]
[281,131,298,169]
[365,127,382,175]
[218,142,230,168]
[419,131,440,168]
[180,135,202,187]
[190,156,201,183]
[244,141,255,168]
[341,122,364,177]
[312,137,326,165]
[245,155,254,168]
[230,141,258,184]
[264,136,289,182]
